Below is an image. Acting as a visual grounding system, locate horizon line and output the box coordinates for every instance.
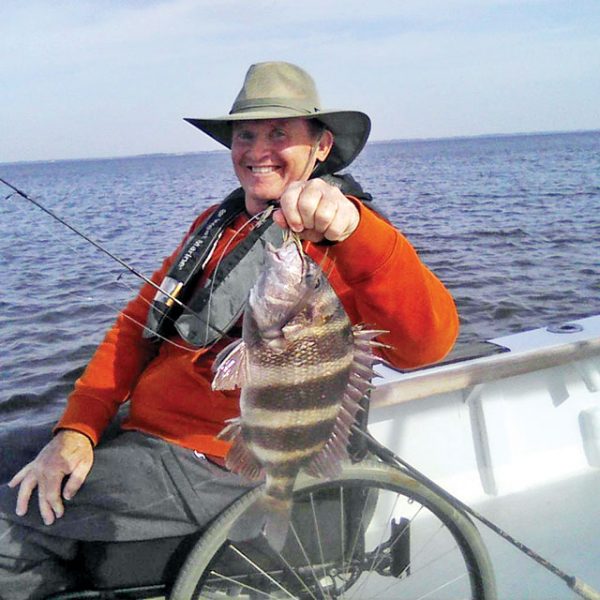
[2,127,599,168]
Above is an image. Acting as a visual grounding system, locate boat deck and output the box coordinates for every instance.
[369,314,600,598]
[477,468,600,599]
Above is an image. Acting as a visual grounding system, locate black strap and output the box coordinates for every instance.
[174,219,283,347]
[144,189,246,340]
[145,173,371,346]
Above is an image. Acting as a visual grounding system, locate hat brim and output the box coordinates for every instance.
[184,108,370,174]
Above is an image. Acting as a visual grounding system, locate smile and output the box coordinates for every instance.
[249,166,279,174]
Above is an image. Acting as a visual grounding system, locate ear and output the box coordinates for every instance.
[315,129,334,162]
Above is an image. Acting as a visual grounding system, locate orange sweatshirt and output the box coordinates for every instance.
[56,199,459,456]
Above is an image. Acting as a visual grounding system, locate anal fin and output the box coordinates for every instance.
[217,419,264,481]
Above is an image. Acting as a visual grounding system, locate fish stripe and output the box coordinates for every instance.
[245,372,349,411]
[246,419,337,451]
[249,321,352,365]
[241,403,340,428]
[249,442,325,465]
[281,312,351,344]
[247,356,353,390]
[265,475,296,499]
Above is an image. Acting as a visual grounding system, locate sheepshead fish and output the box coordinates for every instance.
[212,236,383,551]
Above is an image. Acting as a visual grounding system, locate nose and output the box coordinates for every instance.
[246,133,272,160]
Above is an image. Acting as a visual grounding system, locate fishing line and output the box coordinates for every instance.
[92,283,197,352]
[2,177,203,322]
[5,192,197,354]
[200,203,276,351]
[113,273,199,353]
[0,176,230,342]
[354,426,600,600]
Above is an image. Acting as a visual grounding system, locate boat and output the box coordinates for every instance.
[369,313,600,598]
[14,316,600,600]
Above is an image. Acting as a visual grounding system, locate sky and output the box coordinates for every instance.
[1,0,599,163]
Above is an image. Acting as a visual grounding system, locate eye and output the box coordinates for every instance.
[233,129,254,143]
[270,128,287,141]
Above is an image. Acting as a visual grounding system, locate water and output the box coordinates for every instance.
[1,131,599,433]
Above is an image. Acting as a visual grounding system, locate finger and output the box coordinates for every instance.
[312,194,339,235]
[38,477,65,524]
[297,229,326,243]
[323,213,351,242]
[63,460,92,501]
[272,208,289,230]
[323,201,359,242]
[14,474,36,517]
[295,186,323,232]
[8,465,29,488]
[38,493,57,526]
[279,182,305,232]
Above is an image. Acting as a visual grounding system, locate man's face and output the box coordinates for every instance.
[231,118,332,215]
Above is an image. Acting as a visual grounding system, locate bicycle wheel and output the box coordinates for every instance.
[171,459,496,600]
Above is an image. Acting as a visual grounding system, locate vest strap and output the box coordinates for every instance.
[175,220,283,346]
[144,174,371,347]
[144,188,246,341]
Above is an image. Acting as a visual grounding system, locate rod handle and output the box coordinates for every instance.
[570,577,600,600]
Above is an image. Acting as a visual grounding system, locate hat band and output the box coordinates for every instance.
[230,97,320,116]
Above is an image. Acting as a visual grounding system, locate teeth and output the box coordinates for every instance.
[251,167,276,174]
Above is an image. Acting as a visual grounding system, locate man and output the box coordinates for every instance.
[0,62,458,598]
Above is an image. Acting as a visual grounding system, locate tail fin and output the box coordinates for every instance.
[228,494,293,552]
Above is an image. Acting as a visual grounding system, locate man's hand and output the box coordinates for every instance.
[8,429,94,525]
[274,178,360,243]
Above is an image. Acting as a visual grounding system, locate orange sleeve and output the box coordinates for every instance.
[324,199,459,369]
[55,208,217,444]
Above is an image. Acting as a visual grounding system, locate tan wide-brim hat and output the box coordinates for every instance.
[185,62,371,175]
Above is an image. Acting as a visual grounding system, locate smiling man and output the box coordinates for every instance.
[230,117,359,243]
[0,62,458,598]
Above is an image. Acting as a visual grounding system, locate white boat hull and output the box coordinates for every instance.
[369,315,600,598]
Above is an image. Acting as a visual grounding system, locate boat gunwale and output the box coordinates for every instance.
[372,334,600,409]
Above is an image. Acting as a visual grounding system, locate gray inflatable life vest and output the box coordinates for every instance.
[144,174,372,348]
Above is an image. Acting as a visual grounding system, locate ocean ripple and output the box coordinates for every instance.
[1,131,599,432]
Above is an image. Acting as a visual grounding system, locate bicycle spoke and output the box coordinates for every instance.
[309,491,333,600]
[227,544,297,599]
[289,521,331,598]
[176,461,496,600]
[414,573,470,600]
[205,570,284,599]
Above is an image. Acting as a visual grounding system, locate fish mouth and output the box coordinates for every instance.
[266,242,286,263]
[268,233,300,258]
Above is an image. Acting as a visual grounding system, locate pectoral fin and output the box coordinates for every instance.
[212,339,249,390]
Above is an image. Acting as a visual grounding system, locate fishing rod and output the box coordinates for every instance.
[353,426,600,600]
[0,176,187,309]
[0,175,232,340]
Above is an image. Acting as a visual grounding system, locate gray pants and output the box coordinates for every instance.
[0,430,254,600]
